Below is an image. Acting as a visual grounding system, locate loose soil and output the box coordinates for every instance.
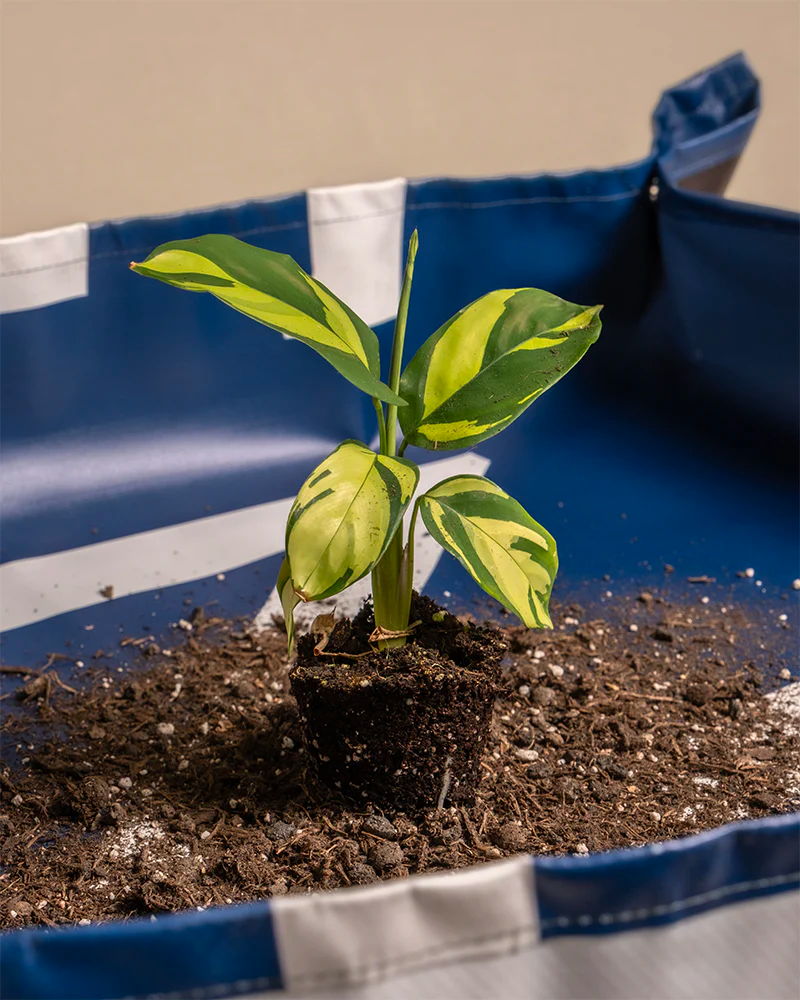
[292,595,505,811]
[1,593,798,931]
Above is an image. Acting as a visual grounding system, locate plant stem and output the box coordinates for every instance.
[372,231,419,646]
[383,230,418,457]
[373,399,387,454]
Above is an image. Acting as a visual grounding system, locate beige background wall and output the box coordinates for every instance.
[2,0,798,237]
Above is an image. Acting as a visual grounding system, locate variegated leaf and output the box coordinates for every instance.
[419,475,557,628]
[285,440,419,603]
[131,235,404,406]
[400,290,601,450]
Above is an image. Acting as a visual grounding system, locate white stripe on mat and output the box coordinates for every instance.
[307,178,407,328]
[0,223,89,314]
[0,499,292,632]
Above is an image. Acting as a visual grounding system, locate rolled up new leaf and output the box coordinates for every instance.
[419,475,557,628]
[276,556,300,652]
[399,290,601,450]
[131,235,404,406]
[284,440,419,605]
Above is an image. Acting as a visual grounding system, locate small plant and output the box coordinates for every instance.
[132,232,601,650]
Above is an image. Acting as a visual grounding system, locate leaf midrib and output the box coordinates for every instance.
[295,451,378,596]
[418,319,591,426]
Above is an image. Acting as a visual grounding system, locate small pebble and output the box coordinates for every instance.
[779,669,792,680]
[792,579,800,590]
[177,619,193,632]
[701,596,709,604]
[650,811,662,824]
[200,830,212,840]
[268,820,296,844]
[156,723,175,737]
[216,573,226,582]
[575,843,589,856]
[282,736,295,750]
[515,748,539,763]
[778,614,787,622]
[744,568,755,578]
[200,722,210,736]
[548,664,564,679]
[11,794,23,806]
[78,918,92,926]
[492,821,528,852]
[367,840,405,872]
[178,759,189,770]
[118,777,132,790]
[348,862,378,885]
[361,815,399,840]
[518,684,531,697]
[629,624,638,632]
[533,650,545,660]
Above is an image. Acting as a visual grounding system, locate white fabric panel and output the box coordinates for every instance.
[256,887,799,1000]
[270,855,537,997]
[0,223,89,313]
[307,178,407,327]
[531,889,800,1000]
[1,496,293,631]
[254,452,490,632]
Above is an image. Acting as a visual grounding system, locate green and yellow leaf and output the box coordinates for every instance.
[419,475,557,628]
[399,289,601,450]
[284,440,419,604]
[131,234,404,406]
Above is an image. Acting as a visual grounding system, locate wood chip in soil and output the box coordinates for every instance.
[1,594,798,930]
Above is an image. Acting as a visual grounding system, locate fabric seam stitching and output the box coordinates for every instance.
[538,870,799,931]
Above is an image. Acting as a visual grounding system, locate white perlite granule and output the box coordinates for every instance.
[108,820,165,859]
[693,776,719,788]
[766,682,800,737]
[766,682,800,798]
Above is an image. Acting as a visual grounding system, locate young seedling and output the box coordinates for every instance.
[132,233,601,650]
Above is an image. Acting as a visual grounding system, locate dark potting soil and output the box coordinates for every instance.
[1,593,798,930]
[292,595,506,812]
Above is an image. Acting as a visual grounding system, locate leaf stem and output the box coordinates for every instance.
[383,230,418,457]
[373,399,388,454]
[371,232,418,646]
